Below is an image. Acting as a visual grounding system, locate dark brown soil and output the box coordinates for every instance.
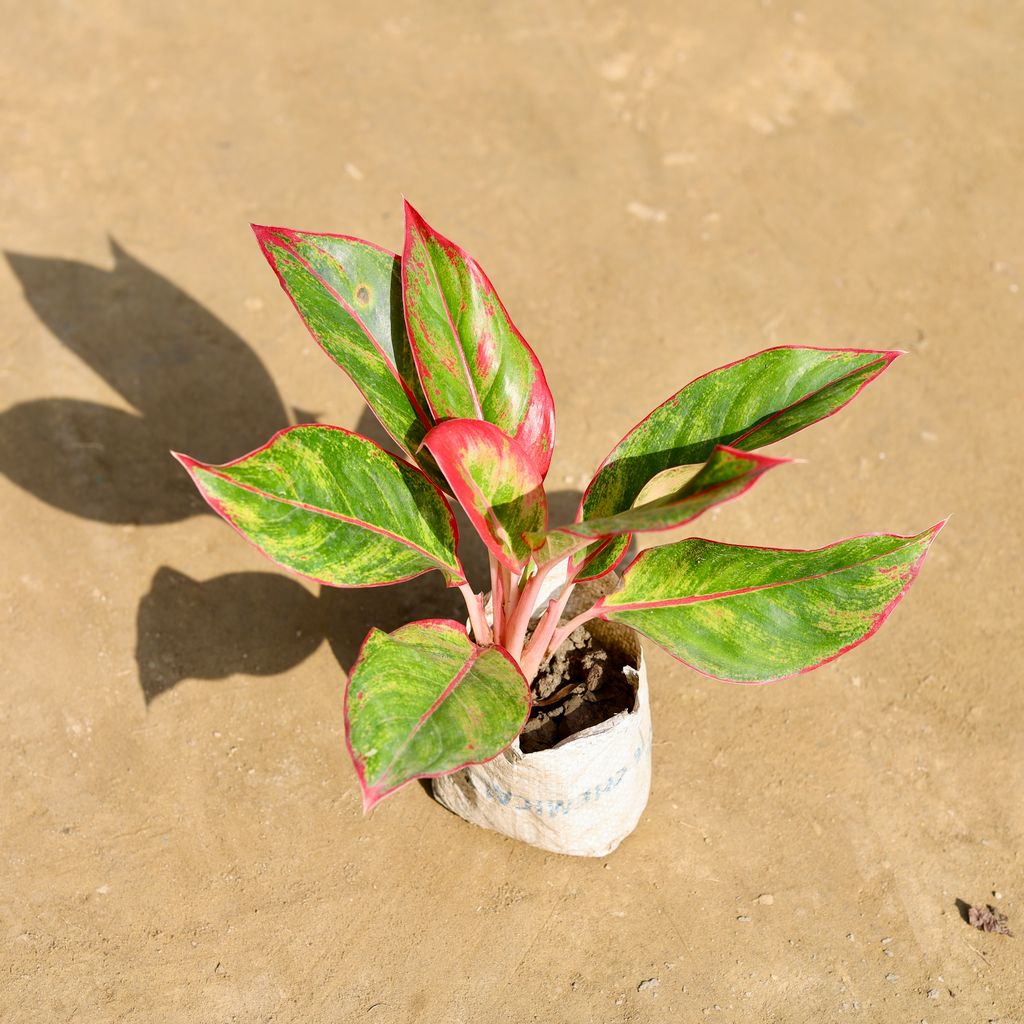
[519,626,637,754]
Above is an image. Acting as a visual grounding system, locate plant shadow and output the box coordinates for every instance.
[2,239,583,703]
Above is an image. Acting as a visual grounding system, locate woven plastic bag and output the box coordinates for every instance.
[433,615,652,857]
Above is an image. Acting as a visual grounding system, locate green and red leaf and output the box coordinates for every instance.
[594,523,945,682]
[253,225,435,464]
[531,445,788,567]
[401,201,555,475]
[174,425,464,588]
[345,620,530,810]
[423,419,547,573]
[574,346,902,581]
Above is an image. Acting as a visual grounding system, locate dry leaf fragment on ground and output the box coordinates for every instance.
[968,904,1013,936]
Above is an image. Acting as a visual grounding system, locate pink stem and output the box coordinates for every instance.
[501,564,516,640]
[490,557,504,639]
[520,581,576,680]
[546,605,601,657]
[504,562,554,662]
[459,584,491,646]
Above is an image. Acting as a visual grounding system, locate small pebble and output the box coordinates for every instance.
[637,978,660,994]
[755,893,775,905]
[627,200,668,223]
[927,989,941,1000]
[885,973,899,982]
[881,936,894,945]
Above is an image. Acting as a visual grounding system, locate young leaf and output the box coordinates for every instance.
[594,523,944,682]
[174,425,464,588]
[531,446,788,567]
[401,201,556,474]
[253,226,434,460]
[345,620,530,810]
[423,419,547,573]
[575,346,902,581]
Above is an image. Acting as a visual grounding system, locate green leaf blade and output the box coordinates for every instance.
[574,346,901,581]
[401,202,556,475]
[597,524,944,682]
[253,226,433,459]
[175,425,465,588]
[345,620,531,809]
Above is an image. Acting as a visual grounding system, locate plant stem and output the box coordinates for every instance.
[519,579,576,680]
[504,561,554,662]
[459,583,491,646]
[500,563,515,639]
[490,556,504,638]
[545,605,601,657]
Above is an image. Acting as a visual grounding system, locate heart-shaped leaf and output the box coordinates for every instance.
[594,523,944,682]
[253,226,435,463]
[401,201,555,475]
[423,419,547,573]
[575,346,901,581]
[345,620,530,810]
[532,445,788,567]
[174,425,464,587]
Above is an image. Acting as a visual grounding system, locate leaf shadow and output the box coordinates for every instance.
[0,240,294,523]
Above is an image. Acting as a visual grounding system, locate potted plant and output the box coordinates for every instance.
[174,201,943,857]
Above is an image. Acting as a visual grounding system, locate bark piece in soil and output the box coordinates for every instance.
[520,626,635,754]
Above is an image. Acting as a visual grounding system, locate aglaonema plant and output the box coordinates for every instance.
[174,201,943,811]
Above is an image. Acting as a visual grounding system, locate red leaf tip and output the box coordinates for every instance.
[250,224,298,248]
[361,786,384,814]
[713,444,794,470]
[402,198,429,230]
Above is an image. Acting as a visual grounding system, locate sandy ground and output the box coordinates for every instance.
[2,2,1023,1021]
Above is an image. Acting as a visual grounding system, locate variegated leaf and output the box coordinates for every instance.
[423,418,547,572]
[575,346,901,581]
[594,524,944,682]
[174,425,464,587]
[531,446,787,567]
[253,225,435,463]
[401,201,555,474]
[345,620,530,809]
